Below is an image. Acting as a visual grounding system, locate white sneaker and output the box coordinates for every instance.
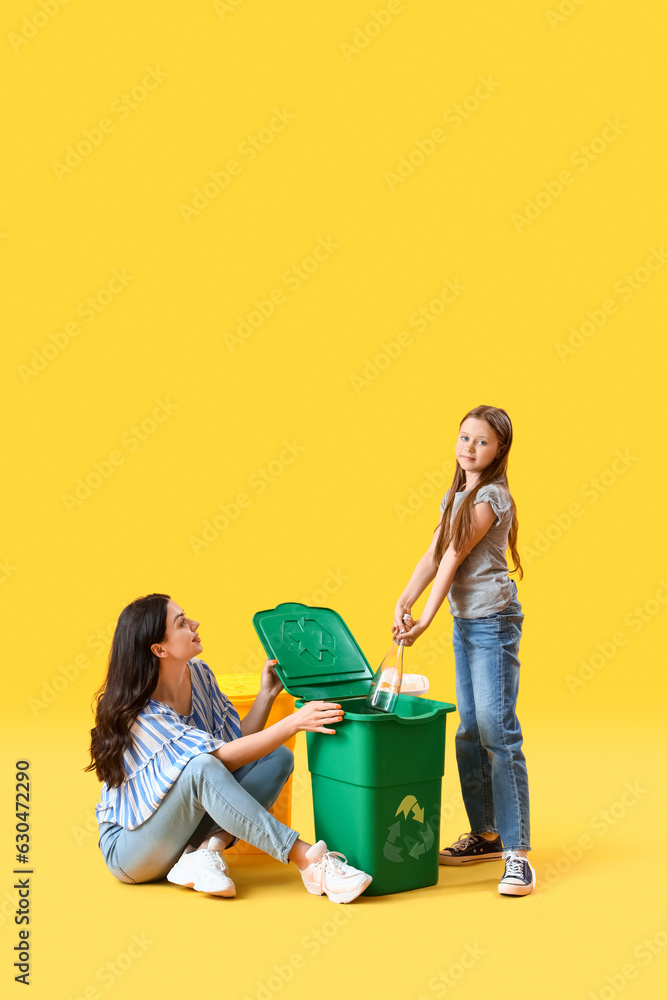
[299,841,372,904]
[167,848,236,897]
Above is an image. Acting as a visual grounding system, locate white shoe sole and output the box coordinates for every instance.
[301,874,372,904]
[498,874,536,896]
[167,866,236,897]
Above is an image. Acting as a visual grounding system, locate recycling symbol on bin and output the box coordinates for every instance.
[282,618,336,667]
[383,795,435,863]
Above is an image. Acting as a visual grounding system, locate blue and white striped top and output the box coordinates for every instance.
[95,658,242,831]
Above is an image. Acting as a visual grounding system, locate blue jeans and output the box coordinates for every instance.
[452,579,530,851]
[98,745,298,883]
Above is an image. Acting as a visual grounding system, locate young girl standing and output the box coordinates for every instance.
[393,405,535,896]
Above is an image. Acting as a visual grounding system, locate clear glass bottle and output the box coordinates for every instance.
[366,639,404,713]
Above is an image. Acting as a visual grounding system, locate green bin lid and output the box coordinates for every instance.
[252,603,374,701]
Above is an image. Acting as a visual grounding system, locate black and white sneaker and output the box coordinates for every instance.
[438,831,504,866]
[498,851,536,896]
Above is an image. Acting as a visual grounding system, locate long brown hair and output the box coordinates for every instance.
[434,405,523,579]
[85,593,170,787]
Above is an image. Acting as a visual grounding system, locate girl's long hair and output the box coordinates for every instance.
[434,405,523,579]
[85,593,170,787]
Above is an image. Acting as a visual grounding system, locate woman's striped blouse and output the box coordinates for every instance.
[95,658,242,830]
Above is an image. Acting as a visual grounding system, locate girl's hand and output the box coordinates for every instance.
[396,617,430,646]
[393,602,414,638]
[293,701,344,735]
[259,658,283,700]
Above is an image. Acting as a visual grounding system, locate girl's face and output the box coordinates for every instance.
[153,599,203,662]
[456,418,500,476]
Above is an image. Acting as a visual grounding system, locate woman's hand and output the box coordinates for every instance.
[395,617,430,646]
[259,658,284,701]
[293,701,344,735]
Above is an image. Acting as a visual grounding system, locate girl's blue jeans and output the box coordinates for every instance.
[97,745,299,883]
[452,579,531,851]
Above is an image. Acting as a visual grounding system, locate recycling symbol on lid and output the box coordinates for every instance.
[383,795,435,863]
[282,618,336,667]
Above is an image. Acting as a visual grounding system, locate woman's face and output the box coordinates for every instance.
[154,599,203,662]
[456,418,500,476]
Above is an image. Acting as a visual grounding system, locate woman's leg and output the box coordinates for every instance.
[98,752,300,884]
[452,619,497,835]
[191,745,294,850]
[457,599,530,852]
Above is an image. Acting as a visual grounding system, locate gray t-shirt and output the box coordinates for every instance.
[439,483,513,618]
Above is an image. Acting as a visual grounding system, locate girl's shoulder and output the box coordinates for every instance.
[473,482,512,526]
[476,482,511,502]
[440,482,511,505]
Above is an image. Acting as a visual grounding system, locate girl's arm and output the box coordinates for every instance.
[210,700,344,771]
[392,523,441,633]
[399,501,497,644]
[240,659,282,736]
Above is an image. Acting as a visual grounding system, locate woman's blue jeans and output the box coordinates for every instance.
[452,580,531,851]
[97,745,298,884]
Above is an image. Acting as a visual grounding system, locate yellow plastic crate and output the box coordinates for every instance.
[214,672,296,856]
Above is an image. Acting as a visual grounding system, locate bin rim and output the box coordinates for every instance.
[294,693,456,722]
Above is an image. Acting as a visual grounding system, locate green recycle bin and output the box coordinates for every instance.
[253,603,456,896]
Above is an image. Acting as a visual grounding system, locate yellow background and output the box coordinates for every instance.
[2,1,666,997]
